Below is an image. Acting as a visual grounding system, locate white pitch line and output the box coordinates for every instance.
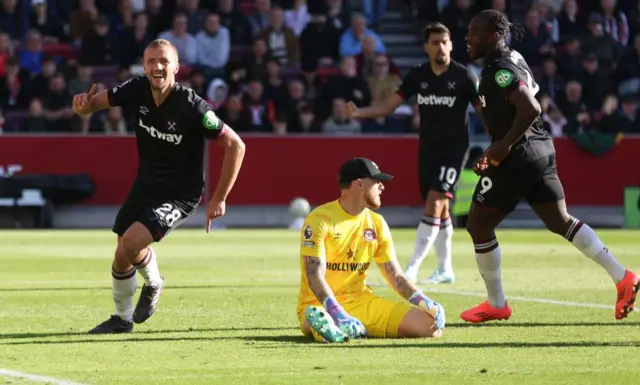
[0,369,88,385]
[367,282,614,309]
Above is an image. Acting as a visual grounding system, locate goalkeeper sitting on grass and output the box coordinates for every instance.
[296,157,446,343]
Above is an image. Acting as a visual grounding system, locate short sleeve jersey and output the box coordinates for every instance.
[107,76,227,199]
[396,60,480,149]
[478,48,554,162]
[296,200,396,316]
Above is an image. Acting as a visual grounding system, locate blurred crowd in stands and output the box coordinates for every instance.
[1,0,640,137]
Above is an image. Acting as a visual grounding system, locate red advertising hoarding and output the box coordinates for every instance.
[1,135,638,206]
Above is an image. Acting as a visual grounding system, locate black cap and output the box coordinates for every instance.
[338,157,393,184]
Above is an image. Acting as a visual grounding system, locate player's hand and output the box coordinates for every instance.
[334,313,367,339]
[344,101,358,119]
[205,198,226,233]
[72,83,97,116]
[485,139,511,166]
[409,291,446,330]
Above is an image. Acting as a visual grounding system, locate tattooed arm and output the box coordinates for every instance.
[303,255,335,304]
[377,259,423,301]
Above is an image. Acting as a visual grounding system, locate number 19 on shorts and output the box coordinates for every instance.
[154,203,182,227]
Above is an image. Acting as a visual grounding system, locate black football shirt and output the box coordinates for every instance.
[396,60,480,150]
[478,48,554,163]
[107,76,226,199]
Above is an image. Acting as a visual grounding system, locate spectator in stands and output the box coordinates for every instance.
[612,32,640,95]
[363,54,403,133]
[326,0,347,30]
[19,29,46,75]
[321,56,371,118]
[103,106,127,134]
[108,0,134,34]
[294,103,321,133]
[600,93,639,133]
[559,80,591,134]
[217,93,251,129]
[159,13,198,65]
[582,13,621,67]
[0,0,28,40]
[145,0,171,37]
[339,13,385,57]
[272,110,288,134]
[576,52,610,111]
[69,0,100,42]
[259,5,299,66]
[300,8,341,75]
[263,58,288,106]
[356,35,400,77]
[322,97,361,134]
[189,70,207,100]
[534,0,560,42]
[119,12,152,67]
[81,16,120,66]
[206,77,228,110]
[538,56,565,101]
[557,0,587,40]
[241,78,273,131]
[26,55,58,100]
[599,0,629,46]
[42,74,74,132]
[196,13,230,81]
[217,0,252,45]
[68,60,94,97]
[557,36,583,78]
[285,0,311,36]
[0,32,14,78]
[20,98,47,132]
[30,0,66,43]
[180,0,209,35]
[248,0,272,36]
[513,9,554,67]
[362,0,387,29]
[440,0,474,62]
[540,95,568,137]
[0,57,30,110]
[0,106,5,133]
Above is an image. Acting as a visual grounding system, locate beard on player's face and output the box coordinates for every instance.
[363,181,383,209]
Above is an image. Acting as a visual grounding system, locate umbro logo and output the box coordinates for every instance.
[139,106,149,115]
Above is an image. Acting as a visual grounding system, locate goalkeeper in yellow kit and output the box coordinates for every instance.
[296,158,446,342]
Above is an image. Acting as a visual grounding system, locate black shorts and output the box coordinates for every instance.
[472,154,565,213]
[113,182,201,242]
[419,146,469,200]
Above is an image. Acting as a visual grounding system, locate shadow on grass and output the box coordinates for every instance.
[0,284,297,292]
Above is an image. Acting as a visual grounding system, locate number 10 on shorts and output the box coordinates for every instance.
[439,167,458,185]
[154,203,182,227]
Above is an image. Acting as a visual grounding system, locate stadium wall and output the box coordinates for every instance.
[0,135,635,228]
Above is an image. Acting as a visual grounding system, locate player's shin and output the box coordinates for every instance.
[565,219,626,282]
[405,216,440,280]
[112,266,137,322]
[434,217,453,272]
[474,238,506,308]
[134,247,163,286]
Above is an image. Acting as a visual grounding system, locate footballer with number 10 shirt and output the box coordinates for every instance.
[72,39,246,334]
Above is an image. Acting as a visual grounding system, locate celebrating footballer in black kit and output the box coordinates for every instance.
[461,10,638,324]
[347,22,484,285]
[72,39,246,334]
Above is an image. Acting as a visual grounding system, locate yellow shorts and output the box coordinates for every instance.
[298,293,413,341]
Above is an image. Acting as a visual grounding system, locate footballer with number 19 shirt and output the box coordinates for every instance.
[348,23,484,285]
[461,10,638,324]
[72,39,246,334]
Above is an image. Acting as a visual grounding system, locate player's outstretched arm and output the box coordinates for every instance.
[72,84,111,116]
[347,94,404,119]
[377,259,446,330]
[206,127,245,231]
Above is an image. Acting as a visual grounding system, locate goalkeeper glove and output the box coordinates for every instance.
[323,297,367,338]
[409,291,446,330]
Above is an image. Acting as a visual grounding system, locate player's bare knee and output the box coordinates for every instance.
[425,192,447,217]
[398,309,441,338]
[120,224,153,264]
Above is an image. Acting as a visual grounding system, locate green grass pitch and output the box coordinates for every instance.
[0,229,639,385]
